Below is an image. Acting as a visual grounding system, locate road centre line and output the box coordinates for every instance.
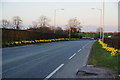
[69,53,76,60]
[45,64,64,79]
[78,49,81,52]
[82,42,91,49]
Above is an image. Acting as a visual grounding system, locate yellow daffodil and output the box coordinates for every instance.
[98,39,120,56]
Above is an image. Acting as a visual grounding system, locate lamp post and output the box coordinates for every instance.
[91,8,102,39]
[54,8,64,33]
[102,0,105,42]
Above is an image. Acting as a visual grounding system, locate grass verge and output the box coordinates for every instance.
[89,40,120,74]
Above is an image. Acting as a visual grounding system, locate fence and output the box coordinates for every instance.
[104,37,120,49]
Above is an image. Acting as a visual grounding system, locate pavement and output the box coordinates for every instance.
[76,65,115,78]
[2,40,95,78]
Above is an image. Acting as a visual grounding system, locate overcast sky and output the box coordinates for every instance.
[0,0,119,32]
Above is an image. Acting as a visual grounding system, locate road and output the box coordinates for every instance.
[2,40,95,78]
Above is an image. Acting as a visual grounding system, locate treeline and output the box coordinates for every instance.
[1,16,82,33]
[2,15,83,44]
[2,28,80,43]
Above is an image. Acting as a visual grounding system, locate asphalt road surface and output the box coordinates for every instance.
[2,40,95,78]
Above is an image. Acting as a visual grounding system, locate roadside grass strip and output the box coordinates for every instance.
[89,40,120,73]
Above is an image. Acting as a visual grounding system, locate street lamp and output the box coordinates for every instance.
[91,8,102,39]
[54,8,64,33]
[102,0,105,42]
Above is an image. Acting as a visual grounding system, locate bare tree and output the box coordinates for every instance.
[77,25,82,32]
[68,17,81,33]
[38,15,50,27]
[2,19,9,28]
[13,16,22,30]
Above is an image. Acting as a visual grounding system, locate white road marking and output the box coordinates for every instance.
[78,49,81,52]
[82,64,86,66]
[82,42,91,49]
[69,53,76,60]
[45,64,64,79]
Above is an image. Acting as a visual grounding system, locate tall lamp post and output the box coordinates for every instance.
[54,8,64,33]
[102,0,105,42]
[91,8,102,39]
[91,0,105,41]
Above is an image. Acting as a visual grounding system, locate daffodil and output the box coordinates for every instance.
[98,39,120,56]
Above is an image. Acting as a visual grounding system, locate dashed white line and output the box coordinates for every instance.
[78,49,81,52]
[69,53,76,60]
[82,42,90,49]
[45,64,64,79]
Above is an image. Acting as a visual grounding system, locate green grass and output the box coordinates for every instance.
[89,41,120,73]
[77,33,112,38]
